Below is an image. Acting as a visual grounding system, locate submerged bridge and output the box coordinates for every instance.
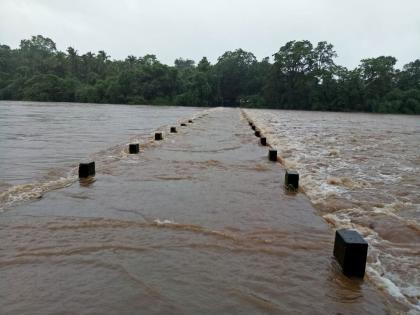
[0,108,394,314]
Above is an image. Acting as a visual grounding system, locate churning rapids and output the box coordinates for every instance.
[245,108,420,312]
[0,101,418,314]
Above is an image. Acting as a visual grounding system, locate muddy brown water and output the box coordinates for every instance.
[245,108,420,313]
[0,107,405,314]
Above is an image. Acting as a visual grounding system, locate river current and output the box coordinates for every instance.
[0,101,418,314]
[0,101,202,210]
[244,108,420,312]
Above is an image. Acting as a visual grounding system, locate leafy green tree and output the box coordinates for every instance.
[265,40,317,109]
[197,57,211,72]
[23,74,71,101]
[359,56,397,109]
[334,67,366,112]
[174,58,195,71]
[0,34,418,114]
[20,35,57,54]
[397,59,420,90]
[215,49,257,105]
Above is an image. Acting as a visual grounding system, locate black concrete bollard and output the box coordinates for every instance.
[170,127,177,133]
[255,130,261,137]
[248,121,253,126]
[155,132,163,141]
[79,161,95,178]
[188,119,193,123]
[268,149,277,162]
[251,125,256,130]
[181,123,187,127]
[260,137,267,146]
[129,143,139,154]
[285,170,299,190]
[333,229,368,278]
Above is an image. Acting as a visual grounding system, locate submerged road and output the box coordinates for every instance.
[0,108,397,314]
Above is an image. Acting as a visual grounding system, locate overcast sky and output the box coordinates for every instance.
[0,0,419,68]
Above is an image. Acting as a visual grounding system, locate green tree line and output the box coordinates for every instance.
[0,35,419,114]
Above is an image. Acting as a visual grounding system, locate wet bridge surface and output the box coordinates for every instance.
[0,108,395,314]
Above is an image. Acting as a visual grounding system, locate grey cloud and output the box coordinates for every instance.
[1,0,419,68]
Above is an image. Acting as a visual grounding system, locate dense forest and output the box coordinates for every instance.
[0,35,419,114]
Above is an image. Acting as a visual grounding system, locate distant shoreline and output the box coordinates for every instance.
[1,100,418,116]
[1,35,419,115]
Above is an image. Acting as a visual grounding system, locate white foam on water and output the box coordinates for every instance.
[403,286,420,303]
[0,175,77,211]
[153,218,176,225]
[244,108,420,312]
[372,201,411,216]
[367,263,420,312]
[367,266,406,299]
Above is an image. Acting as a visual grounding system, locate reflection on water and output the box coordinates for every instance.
[245,108,420,312]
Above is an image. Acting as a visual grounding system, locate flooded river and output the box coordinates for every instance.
[0,101,418,314]
[0,101,202,210]
[245,108,420,313]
